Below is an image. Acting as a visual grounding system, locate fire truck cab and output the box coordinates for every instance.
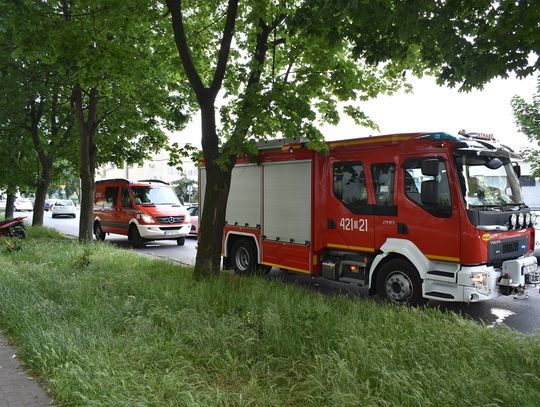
[201,132,538,304]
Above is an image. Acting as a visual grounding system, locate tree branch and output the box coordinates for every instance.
[209,0,239,97]
[166,0,206,101]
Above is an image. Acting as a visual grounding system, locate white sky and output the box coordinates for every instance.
[172,74,537,151]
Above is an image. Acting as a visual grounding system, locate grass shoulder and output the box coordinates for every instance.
[0,227,539,406]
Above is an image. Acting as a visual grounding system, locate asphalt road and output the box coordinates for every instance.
[17,209,540,335]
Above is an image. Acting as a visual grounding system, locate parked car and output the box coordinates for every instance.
[14,198,33,212]
[44,199,58,211]
[187,205,198,237]
[51,199,77,218]
[93,179,191,247]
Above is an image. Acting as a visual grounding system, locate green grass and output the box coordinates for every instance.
[0,227,539,406]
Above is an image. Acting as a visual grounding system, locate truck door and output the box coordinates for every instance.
[398,155,460,263]
[324,160,376,255]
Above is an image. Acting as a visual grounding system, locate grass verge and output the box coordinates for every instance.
[0,227,539,406]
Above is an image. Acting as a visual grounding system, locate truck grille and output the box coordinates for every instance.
[488,237,528,263]
[156,216,184,224]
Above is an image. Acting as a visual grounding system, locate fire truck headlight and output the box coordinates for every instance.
[525,213,531,227]
[510,214,517,229]
[518,213,525,228]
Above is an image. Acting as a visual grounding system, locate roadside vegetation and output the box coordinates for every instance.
[0,228,539,406]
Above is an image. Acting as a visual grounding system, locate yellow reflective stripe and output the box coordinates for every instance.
[426,254,460,263]
[329,135,415,149]
[327,243,375,253]
[261,262,310,274]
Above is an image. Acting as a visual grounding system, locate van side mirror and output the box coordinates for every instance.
[421,159,439,177]
[513,163,521,178]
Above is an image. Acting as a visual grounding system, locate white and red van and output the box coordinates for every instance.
[93,179,191,246]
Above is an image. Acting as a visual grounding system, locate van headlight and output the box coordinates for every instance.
[140,214,154,224]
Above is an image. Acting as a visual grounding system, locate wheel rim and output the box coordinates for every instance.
[235,247,250,272]
[385,271,413,302]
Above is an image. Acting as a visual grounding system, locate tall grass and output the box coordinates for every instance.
[0,227,539,406]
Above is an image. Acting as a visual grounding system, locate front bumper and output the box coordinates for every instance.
[137,223,191,239]
[425,256,538,303]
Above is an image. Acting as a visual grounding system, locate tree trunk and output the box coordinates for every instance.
[4,193,15,219]
[73,84,98,241]
[193,103,234,278]
[32,164,52,226]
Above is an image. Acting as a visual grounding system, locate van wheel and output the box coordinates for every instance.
[176,236,185,246]
[231,239,269,275]
[94,222,105,241]
[128,224,145,248]
[376,259,426,306]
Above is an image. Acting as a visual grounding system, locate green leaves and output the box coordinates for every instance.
[512,76,540,177]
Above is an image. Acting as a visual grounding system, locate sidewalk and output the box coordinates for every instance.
[0,334,52,407]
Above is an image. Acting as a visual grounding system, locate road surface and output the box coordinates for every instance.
[17,209,540,335]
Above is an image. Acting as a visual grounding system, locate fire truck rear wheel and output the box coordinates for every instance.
[376,259,426,306]
[231,239,267,275]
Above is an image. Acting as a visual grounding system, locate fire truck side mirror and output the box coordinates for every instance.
[421,159,439,177]
[421,180,438,206]
[512,163,521,178]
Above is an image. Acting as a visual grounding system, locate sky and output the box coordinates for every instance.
[172,74,537,151]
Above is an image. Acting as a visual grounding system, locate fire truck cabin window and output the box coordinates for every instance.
[333,163,368,213]
[372,163,395,206]
[403,157,452,218]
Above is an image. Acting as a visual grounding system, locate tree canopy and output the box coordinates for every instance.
[1,0,194,235]
[165,0,539,277]
[513,76,540,177]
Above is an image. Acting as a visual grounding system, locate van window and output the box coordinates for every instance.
[104,187,118,209]
[333,162,369,214]
[402,157,452,218]
[121,188,132,208]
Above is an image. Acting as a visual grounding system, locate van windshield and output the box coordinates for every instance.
[131,186,181,205]
[455,155,524,209]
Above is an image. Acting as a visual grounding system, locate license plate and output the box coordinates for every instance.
[164,230,176,236]
[523,264,538,274]
[475,281,489,296]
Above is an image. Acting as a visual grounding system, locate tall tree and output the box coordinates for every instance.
[512,76,540,177]
[3,0,193,239]
[165,0,539,278]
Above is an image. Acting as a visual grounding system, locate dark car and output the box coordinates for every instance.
[44,199,57,211]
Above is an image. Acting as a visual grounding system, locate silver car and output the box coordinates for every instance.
[51,199,77,218]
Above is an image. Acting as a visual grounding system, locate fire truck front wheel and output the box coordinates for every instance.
[231,238,268,275]
[376,259,426,306]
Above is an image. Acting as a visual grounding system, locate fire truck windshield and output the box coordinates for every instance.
[455,155,524,209]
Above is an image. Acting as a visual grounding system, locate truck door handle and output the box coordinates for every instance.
[398,223,409,234]
[327,219,336,229]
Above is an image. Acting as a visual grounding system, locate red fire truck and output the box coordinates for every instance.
[200,132,538,304]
